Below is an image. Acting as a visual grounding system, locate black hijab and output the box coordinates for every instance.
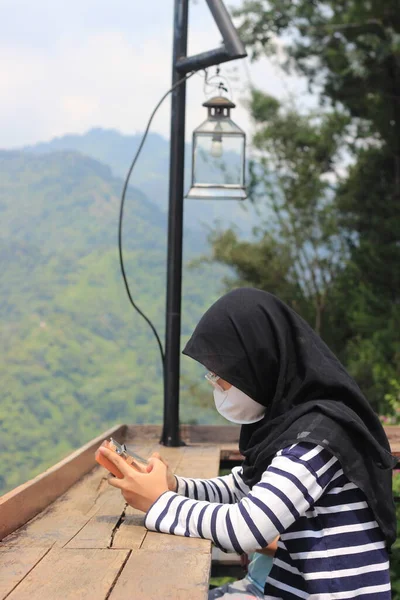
[183,287,397,548]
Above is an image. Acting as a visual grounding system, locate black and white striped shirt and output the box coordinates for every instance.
[145,442,391,598]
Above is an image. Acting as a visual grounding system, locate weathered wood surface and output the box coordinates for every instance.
[0,423,398,599]
[0,423,126,541]
[124,424,241,444]
[1,467,109,549]
[0,439,220,599]
[0,547,50,600]
[66,443,157,550]
[108,550,210,600]
[4,548,130,600]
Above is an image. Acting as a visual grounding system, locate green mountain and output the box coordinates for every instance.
[0,150,226,495]
[25,129,169,204]
[23,127,256,233]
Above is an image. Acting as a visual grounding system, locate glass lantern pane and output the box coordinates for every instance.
[193,133,245,187]
[195,117,244,135]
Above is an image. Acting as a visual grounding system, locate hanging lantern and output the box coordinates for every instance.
[186,96,247,200]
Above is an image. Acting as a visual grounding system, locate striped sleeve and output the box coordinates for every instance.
[145,443,341,553]
[174,465,249,504]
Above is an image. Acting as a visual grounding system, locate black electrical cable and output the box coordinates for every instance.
[118,70,196,369]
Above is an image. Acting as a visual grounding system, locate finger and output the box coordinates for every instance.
[98,446,135,478]
[107,476,125,490]
[129,460,147,473]
[148,457,167,473]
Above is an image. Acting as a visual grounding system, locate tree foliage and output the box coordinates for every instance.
[251,94,350,334]
[211,1,400,588]
[209,0,400,411]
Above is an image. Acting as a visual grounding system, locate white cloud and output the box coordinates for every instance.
[0,0,316,149]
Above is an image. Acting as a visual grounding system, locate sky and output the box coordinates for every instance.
[1,0,315,149]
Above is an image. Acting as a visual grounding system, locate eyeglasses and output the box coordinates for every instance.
[205,371,225,392]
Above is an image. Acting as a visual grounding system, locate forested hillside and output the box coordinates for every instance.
[24,128,256,234]
[0,150,225,494]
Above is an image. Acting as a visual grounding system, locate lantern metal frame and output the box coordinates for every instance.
[187,95,247,200]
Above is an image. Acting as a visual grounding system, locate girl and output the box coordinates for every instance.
[99,288,396,599]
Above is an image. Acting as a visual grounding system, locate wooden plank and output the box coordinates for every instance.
[148,444,190,469]
[65,491,127,550]
[105,508,148,551]
[181,425,240,444]
[112,445,186,549]
[123,424,240,444]
[0,547,50,600]
[5,548,129,600]
[175,445,221,479]
[68,444,158,550]
[108,550,210,600]
[0,423,127,541]
[2,466,112,548]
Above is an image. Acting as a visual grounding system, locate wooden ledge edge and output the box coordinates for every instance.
[0,423,127,541]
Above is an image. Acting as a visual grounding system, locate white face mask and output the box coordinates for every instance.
[213,386,266,424]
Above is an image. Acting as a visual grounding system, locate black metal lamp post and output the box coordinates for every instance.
[161,0,247,446]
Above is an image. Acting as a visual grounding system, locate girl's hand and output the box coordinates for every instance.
[98,446,169,513]
[146,452,177,492]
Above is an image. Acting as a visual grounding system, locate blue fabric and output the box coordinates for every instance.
[247,552,273,593]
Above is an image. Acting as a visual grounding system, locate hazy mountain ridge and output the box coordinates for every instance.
[0,148,226,495]
[22,127,256,233]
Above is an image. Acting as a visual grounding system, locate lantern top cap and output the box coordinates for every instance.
[203,96,236,109]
